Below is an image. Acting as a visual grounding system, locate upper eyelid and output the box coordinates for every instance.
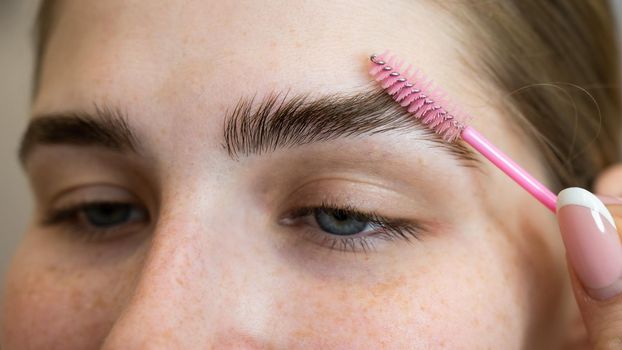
[46,183,138,208]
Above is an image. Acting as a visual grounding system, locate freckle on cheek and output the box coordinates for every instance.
[93,294,108,311]
[369,275,407,298]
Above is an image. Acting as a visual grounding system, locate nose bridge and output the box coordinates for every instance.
[102,214,219,347]
[101,198,274,348]
[133,181,239,303]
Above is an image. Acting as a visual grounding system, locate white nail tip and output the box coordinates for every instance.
[557,187,617,229]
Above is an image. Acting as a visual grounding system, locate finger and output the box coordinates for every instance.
[557,187,622,348]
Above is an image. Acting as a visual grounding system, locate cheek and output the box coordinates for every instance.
[273,237,525,348]
[0,234,131,350]
[1,221,550,348]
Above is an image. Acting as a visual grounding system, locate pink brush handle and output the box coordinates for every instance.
[461,126,557,213]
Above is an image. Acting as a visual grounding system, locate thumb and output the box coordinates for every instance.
[557,187,622,348]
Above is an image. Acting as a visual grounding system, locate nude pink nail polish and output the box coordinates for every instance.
[558,187,622,300]
[597,194,622,206]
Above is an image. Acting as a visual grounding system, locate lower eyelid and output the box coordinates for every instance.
[297,228,378,253]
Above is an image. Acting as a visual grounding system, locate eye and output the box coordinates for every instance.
[314,208,371,236]
[281,203,423,253]
[80,203,146,228]
[42,201,149,241]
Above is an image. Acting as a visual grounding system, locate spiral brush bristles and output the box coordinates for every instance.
[368,51,466,142]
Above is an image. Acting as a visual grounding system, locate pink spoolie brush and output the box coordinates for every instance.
[369,50,557,213]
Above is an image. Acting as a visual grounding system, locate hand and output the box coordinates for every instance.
[557,187,622,349]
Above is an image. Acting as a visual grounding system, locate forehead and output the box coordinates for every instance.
[34,1,469,116]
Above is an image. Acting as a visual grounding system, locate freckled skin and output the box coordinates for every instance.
[1,0,579,348]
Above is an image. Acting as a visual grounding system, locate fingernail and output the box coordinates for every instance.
[557,187,622,300]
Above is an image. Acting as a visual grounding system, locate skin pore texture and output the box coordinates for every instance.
[1,0,580,348]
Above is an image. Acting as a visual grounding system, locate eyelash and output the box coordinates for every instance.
[41,201,423,252]
[284,201,423,253]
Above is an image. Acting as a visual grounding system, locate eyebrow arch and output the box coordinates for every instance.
[223,88,477,165]
[18,104,139,164]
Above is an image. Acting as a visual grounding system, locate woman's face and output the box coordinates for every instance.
[1,0,576,348]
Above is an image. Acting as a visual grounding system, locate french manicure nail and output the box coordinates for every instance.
[557,187,622,300]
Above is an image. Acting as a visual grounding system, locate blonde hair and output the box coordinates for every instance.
[444,0,620,191]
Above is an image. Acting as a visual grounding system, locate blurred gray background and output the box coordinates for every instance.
[2,0,622,290]
[1,0,40,288]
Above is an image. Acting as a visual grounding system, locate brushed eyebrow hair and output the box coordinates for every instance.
[223,88,477,164]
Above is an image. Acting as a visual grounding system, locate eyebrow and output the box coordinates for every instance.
[19,88,476,165]
[19,104,139,163]
[224,88,476,163]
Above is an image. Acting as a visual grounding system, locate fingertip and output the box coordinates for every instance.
[557,187,622,300]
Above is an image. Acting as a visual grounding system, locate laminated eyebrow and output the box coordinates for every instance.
[222,88,477,164]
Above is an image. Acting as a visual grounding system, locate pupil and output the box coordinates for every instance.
[84,203,132,227]
[333,210,348,221]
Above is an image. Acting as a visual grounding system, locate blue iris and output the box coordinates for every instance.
[314,208,369,236]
